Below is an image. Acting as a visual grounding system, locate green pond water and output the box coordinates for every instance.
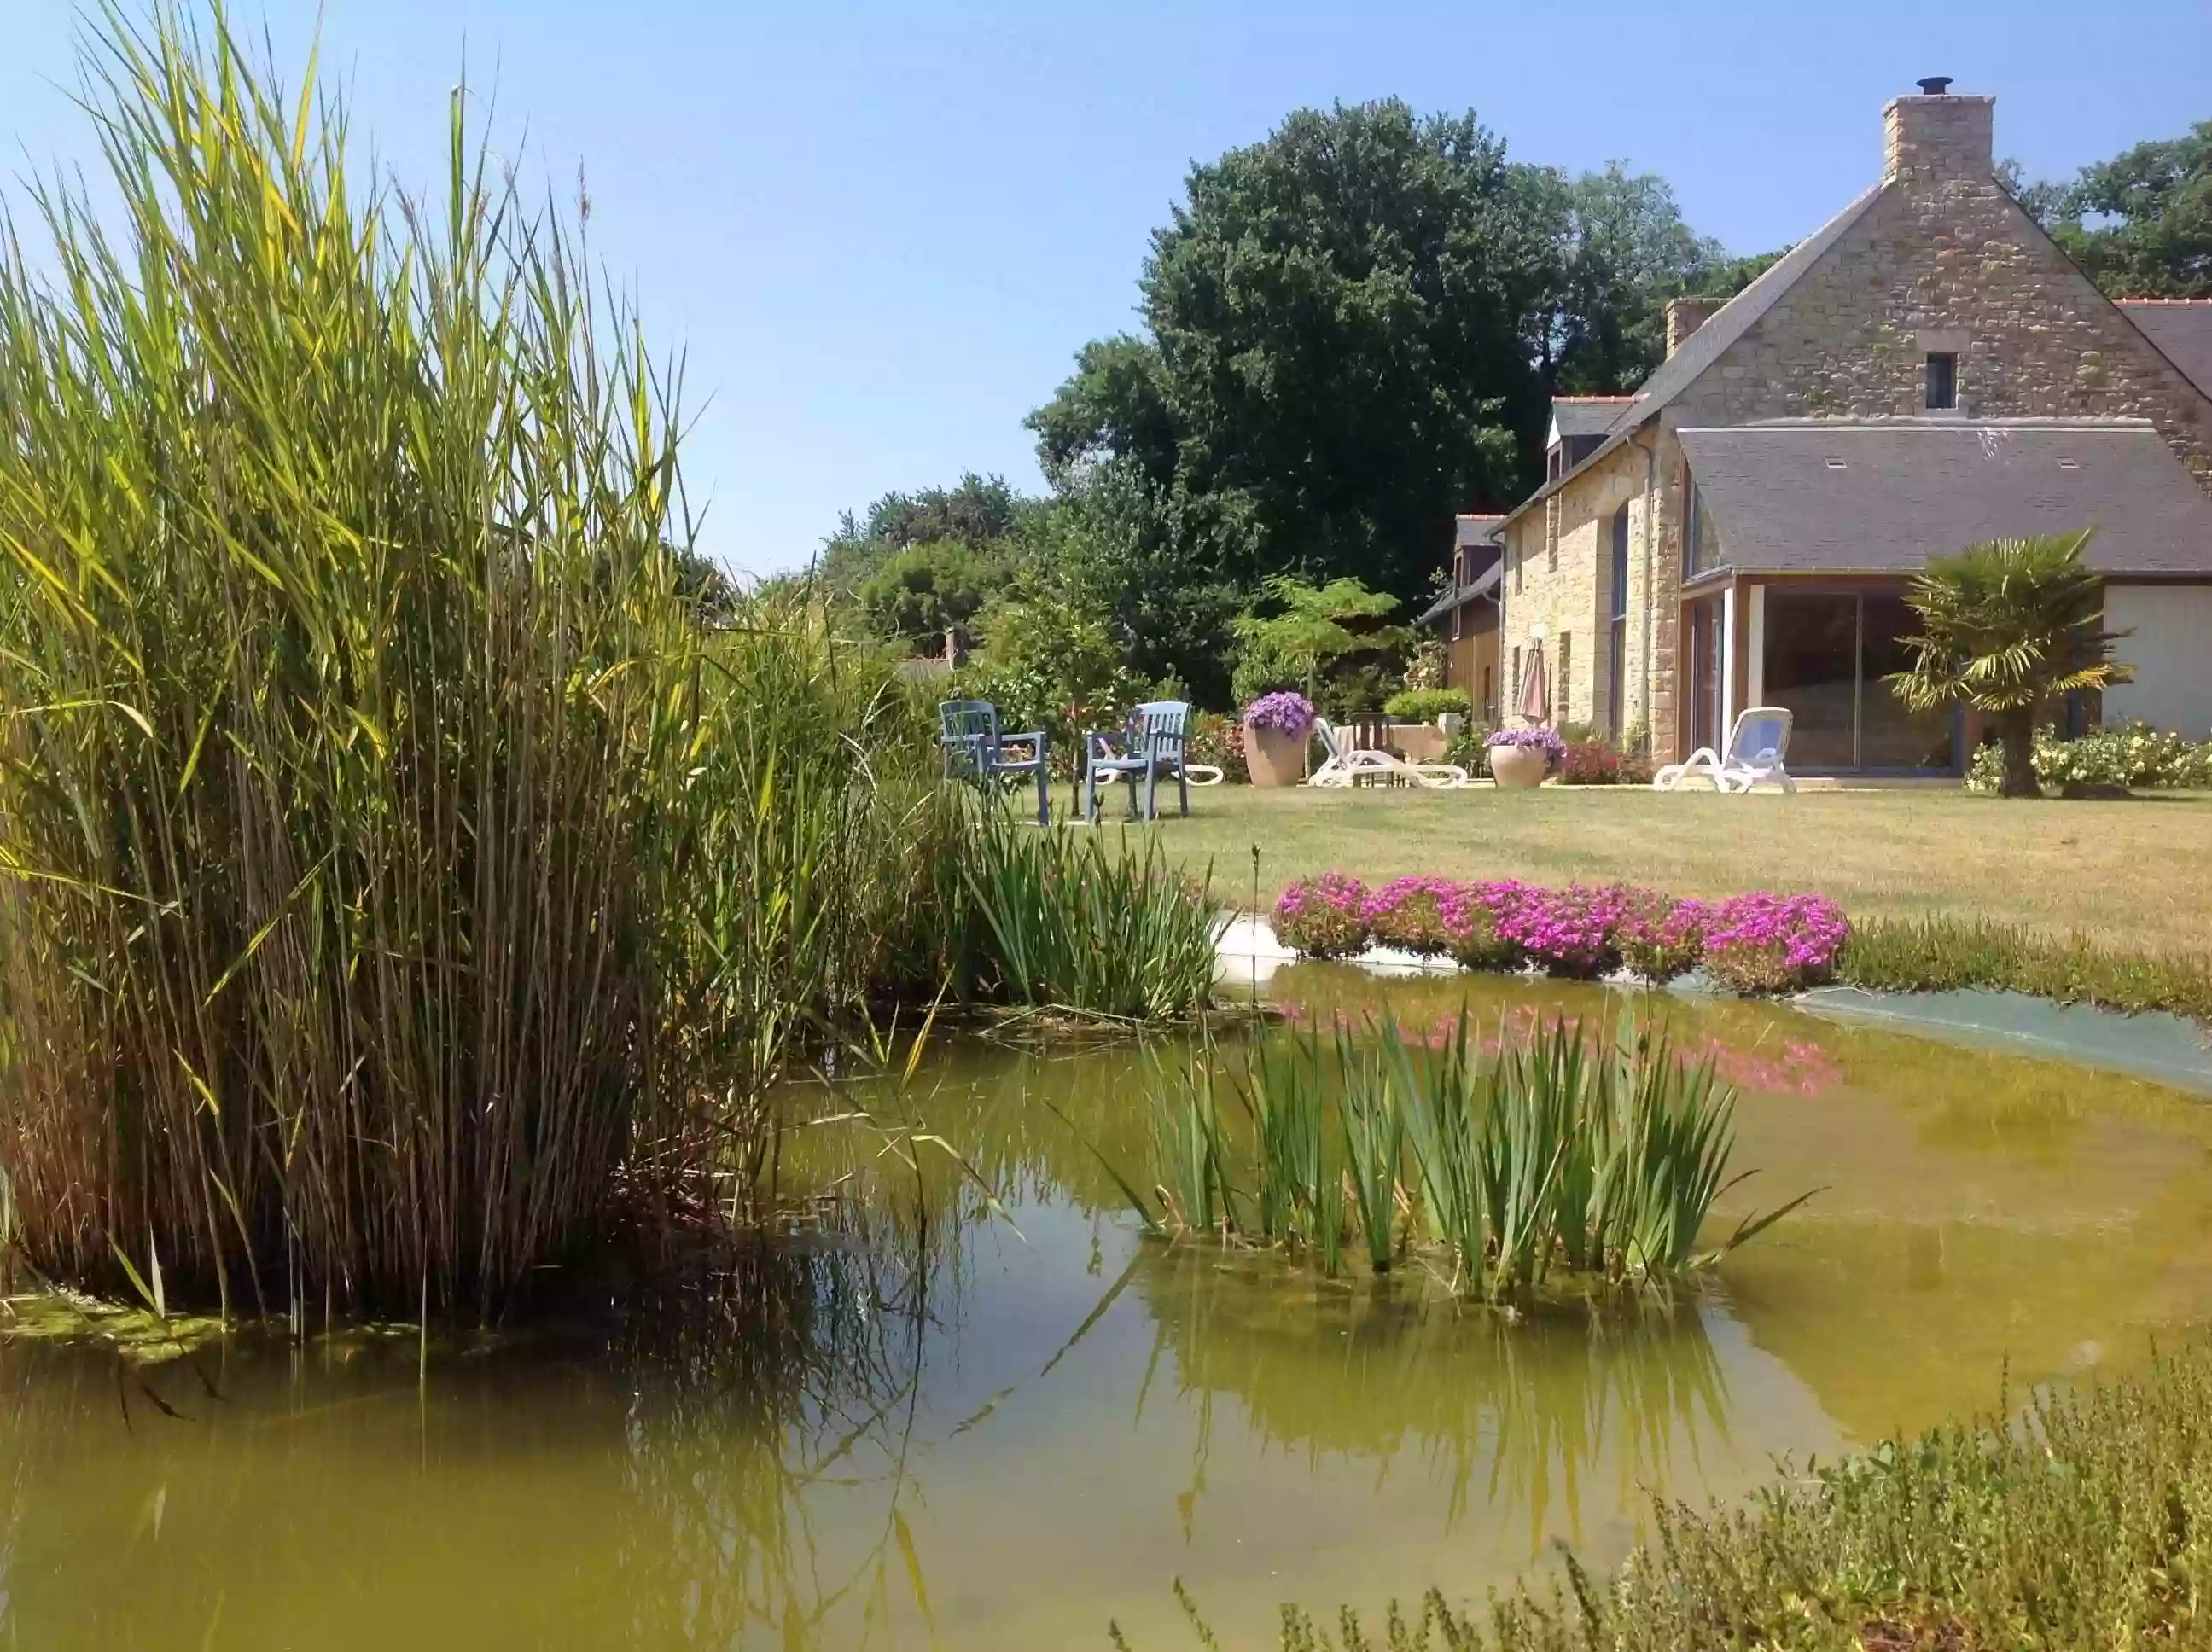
[8,968,2212,1649]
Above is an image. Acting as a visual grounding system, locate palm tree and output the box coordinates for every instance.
[1889,530,2131,798]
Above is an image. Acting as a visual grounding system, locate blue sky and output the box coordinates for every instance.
[5,1,2209,574]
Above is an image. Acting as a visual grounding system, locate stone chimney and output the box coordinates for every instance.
[1665,296,1720,358]
[1883,78,1994,188]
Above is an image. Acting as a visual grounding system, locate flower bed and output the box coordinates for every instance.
[1271,872,1849,995]
[1702,893,1850,993]
[1360,875,1464,957]
[1272,871,1369,957]
[1558,738,1656,786]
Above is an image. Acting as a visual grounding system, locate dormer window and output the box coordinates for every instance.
[1924,352,1958,410]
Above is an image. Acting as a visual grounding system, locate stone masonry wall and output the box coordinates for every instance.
[1498,439,1663,738]
[1667,178,2212,487]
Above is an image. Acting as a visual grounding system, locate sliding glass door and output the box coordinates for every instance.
[1761,590,1956,772]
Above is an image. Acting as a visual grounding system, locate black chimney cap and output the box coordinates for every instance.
[1916,76,1954,95]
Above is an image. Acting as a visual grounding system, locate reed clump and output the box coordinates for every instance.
[0,5,1221,1323]
[0,5,948,1319]
[942,810,1219,1023]
[1118,1016,1812,1301]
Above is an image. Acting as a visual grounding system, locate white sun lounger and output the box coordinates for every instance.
[1308,718,1470,789]
[1652,706,1798,794]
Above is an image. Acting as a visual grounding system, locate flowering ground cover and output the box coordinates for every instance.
[1275,874,1848,993]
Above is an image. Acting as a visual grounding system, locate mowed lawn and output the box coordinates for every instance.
[1068,783,2212,957]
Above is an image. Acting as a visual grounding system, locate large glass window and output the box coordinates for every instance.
[1860,594,1957,769]
[1688,600,1722,755]
[1761,590,1956,771]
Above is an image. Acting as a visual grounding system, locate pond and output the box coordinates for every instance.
[8,968,2212,1649]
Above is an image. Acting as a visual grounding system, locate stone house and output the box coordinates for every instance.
[1419,514,1503,719]
[1473,79,2212,771]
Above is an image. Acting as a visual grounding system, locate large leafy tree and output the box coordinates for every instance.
[1524,162,1726,394]
[819,471,1028,590]
[2005,123,2212,298]
[1136,100,1551,600]
[856,539,997,653]
[1889,531,2131,798]
[1029,103,1738,639]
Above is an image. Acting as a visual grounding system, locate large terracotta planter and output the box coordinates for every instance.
[1245,722,1307,788]
[1489,745,1547,790]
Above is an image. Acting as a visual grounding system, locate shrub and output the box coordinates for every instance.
[1360,876,1467,957]
[1615,891,1708,981]
[1964,721,2212,794]
[1702,893,1850,993]
[1382,687,1472,721]
[1272,873,1370,958]
[1243,689,1318,737]
[1559,738,1656,786]
[1493,882,1638,977]
[1443,727,1496,778]
[1184,712,1249,782]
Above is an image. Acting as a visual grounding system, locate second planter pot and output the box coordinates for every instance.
[1244,722,1308,788]
[1488,745,1547,790]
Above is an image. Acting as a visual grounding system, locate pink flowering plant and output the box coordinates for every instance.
[1494,881,1638,977]
[1268,867,1852,998]
[1272,872,1369,958]
[1701,893,1850,993]
[1243,690,1317,737]
[1442,879,1527,970]
[1360,876,1464,957]
[1615,890,1708,982]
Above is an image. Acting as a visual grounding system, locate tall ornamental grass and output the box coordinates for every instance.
[0,7,939,1318]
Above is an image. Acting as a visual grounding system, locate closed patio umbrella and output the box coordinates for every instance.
[1518,640,1549,724]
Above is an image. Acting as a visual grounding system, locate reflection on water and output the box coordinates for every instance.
[9,969,2212,1647]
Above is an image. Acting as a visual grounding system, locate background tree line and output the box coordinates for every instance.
[812,100,2209,720]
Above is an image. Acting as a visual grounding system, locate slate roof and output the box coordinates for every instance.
[1551,398,1634,439]
[1676,419,2212,578]
[1418,558,1503,625]
[1454,513,1506,548]
[2116,301,2212,401]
